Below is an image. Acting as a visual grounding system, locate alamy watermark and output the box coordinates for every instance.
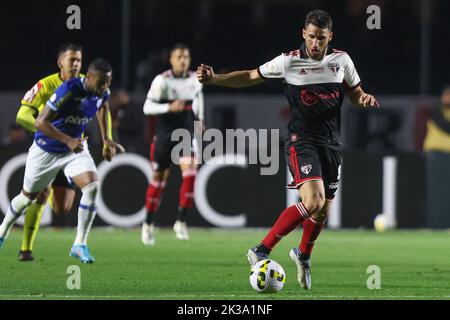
[66,5,81,30]
[366,5,381,30]
[171,121,279,175]
[366,265,381,289]
[66,265,81,290]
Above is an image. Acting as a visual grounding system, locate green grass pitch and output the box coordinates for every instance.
[0,228,449,300]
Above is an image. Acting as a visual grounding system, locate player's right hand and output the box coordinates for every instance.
[196,64,215,84]
[68,138,84,153]
[169,99,186,112]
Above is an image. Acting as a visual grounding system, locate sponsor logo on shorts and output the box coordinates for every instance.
[301,163,312,175]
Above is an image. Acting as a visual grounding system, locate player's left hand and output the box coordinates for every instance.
[359,93,380,108]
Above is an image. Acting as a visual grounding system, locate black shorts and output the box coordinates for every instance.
[285,141,341,200]
[51,170,76,190]
[150,130,197,171]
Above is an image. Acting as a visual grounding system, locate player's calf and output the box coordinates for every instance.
[73,181,99,246]
[0,191,35,244]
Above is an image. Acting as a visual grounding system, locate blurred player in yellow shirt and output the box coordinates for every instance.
[16,44,115,261]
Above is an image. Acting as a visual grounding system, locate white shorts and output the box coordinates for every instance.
[23,141,97,193]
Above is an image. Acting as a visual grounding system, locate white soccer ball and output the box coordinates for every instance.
[374,214,387,232]
[249,259,286,293]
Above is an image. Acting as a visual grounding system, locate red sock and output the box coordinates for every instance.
[299,217,324,256]
[262,203,311,249]
[145,180,165,213]
[179,170,196,209]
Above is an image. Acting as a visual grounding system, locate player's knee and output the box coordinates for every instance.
[81,181,99,203]
[313,208,328,223]
[152,170,166,182]
[303,193,326,215]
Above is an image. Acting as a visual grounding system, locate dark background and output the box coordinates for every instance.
[1,0,449,94]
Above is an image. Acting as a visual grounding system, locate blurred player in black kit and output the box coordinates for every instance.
[142,44,204,245]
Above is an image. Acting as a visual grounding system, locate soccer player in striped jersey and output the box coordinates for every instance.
[14,45,115,261]
[142,44,204,245]
[0,59,120,264]
[197,10,379,289]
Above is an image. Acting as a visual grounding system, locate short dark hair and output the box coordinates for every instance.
[88,58,112,74]
[57,43,82,58]
[171,43,190,53]
[305,10,332,30]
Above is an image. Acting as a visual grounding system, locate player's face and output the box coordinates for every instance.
[58,50,82,80]
[85,71,112,97]
[302,24,333,60]
[170,49,191,75]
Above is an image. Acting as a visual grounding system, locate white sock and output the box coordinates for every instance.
[74,181,99,246]
[0,192,33,238]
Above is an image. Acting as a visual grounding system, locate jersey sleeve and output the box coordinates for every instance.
[147,75,168,102]
[46,81,73,112]
[343,53,361,91]
[143,75,170,115]
[16,106,38,132]
[20,81,47,112]
[258,54,286,79]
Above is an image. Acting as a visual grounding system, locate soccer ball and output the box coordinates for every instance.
[374,213,387,232]
[249,259,286,293]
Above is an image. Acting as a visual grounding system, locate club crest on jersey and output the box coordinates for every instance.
[301,164,312,175]
[290,134,298,142]
[328,62,340,74]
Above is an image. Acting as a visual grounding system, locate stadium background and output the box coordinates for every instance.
[1,0,449,229]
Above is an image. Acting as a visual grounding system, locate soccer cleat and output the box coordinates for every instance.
[141,222,155,246]
[69,244,95,264]
[18,250,34,262]
[289,248,312,290]
[173,220,189,240]
[0,237,4,248]
[246,246,269,267]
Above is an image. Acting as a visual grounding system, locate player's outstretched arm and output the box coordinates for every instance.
[35,106,84,153]
[197,64,264,88]
[347,86,379,108]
